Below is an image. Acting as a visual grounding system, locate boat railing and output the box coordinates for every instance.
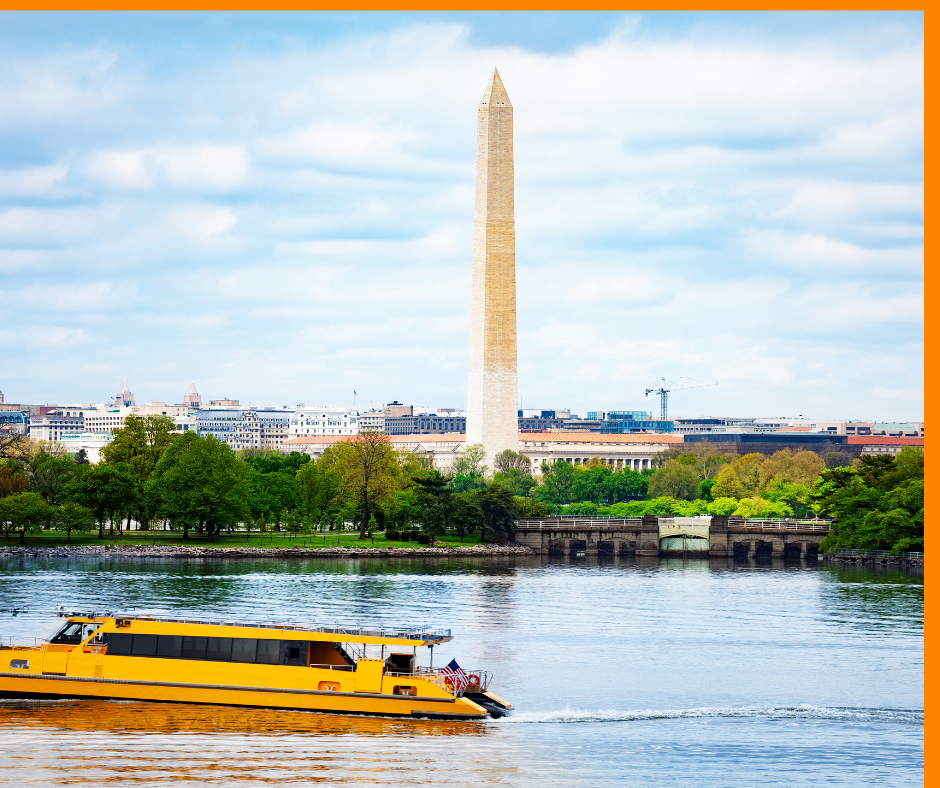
[399,668,492,696]
[44,612,452,643]
[308,662,354,672]
[0,636,43,650]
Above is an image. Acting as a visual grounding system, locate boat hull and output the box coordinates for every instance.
[0,671,488,719]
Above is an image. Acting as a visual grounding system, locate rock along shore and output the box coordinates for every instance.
[0,543,534,560]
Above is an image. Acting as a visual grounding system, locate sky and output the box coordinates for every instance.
[0,11,924,421]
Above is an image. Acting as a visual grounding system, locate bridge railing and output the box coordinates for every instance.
[729,520,832,532]
[835,548,924,559]
[516,518,643,529]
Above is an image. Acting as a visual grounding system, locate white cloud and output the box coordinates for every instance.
[0,16,923,419]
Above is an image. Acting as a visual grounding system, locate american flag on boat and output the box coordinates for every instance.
[442,659,469,691]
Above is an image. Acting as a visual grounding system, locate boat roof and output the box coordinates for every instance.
[59,611,453,646]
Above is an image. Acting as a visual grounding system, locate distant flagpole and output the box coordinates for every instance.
[353,390,357,411]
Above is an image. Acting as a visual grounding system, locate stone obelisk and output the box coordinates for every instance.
[466,68,518,471]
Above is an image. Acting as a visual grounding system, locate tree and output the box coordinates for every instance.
[476,485,518,542]
[533,460,577,509]
[29,455,75,506]
[758,449,825,489]
[0,492,53,543]
[569,465,611,503]
[711,465,745,500]
[74,448,89,466]
[823,450,855,470]
[494,449,531,475]
[323,433,400,539]
[493,468,537,497]
[0,415,29,460]
[145,433,248,540]
[0,462,30,498]
[296,461,341,528]
[816,450,924,554]
[101,415,177,480]
[451,444,486,477]
[53,502,95,542]
[450,496,483,540]
[707,497,739,515]
[603,469,649,502]
[647,462,701,501]
[71,462,138,538]
[688,441,730,480]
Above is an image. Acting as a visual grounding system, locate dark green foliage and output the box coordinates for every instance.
[385,529,399,541]
[53,502,95,542]
[0,492,54,543]
[476,484,517,542]
[493,467,536,497]
[700,478,716,502]
[818,447,924,554]
[416,532,432,544]
[450,496,483,540]
[145,433,248,541]
[71,462,137,538]
[451,472,487,494]
[74,449,89,465]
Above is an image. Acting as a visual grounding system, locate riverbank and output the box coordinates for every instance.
[823,553,923,568]
[0,543,534,559]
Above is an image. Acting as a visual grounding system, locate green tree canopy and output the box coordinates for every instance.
[145,433,248,540]
[71,462,138,538]
[322,433,400,539]
[53,502,96,542]
[647,462,701,501]
[0,492,53,543]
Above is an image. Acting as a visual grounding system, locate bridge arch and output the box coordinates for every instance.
[754,540,774,562]
[596,541,615,557]
[733,542,750,560]
[783,542,803,561]
[568,539,587,557]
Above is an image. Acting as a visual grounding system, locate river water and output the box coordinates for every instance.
[0,555,923,786]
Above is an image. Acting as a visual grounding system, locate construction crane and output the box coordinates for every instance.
[645,377,717,420]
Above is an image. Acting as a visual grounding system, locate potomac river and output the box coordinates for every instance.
[0,555,923,787]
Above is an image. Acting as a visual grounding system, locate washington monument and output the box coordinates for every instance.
[466,68,518,470]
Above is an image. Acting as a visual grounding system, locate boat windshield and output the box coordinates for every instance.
[47,622,99,645]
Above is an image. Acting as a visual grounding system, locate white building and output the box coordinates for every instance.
[288,407,358,438]
[57,431,114,464]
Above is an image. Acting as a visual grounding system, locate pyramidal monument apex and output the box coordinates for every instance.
[466,68,518,471]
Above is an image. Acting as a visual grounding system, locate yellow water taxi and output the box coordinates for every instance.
[0,610,511,719]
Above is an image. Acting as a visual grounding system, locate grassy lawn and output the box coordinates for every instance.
[3,530,485,550]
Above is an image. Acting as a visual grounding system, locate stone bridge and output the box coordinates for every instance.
[513,516,832,560]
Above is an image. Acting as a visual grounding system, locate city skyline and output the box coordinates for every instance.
[0,12,924,421]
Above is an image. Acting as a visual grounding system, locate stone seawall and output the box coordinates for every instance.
[823,553,923,568]
[0,544,534,560]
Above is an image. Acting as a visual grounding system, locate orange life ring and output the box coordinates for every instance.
[467,673,480,688]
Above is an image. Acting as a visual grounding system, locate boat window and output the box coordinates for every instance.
[132,634,158,656]
[181,636,207,660]
[207,637,232,662]
[232,638,257,663]
[81,624,100,640]
[386,653,415,674]
[318,681,341,692]
[393,686,417,696]
[256,639,279,665]
[158,635,182,658]
[280,640,306,666]
[107,633,133,655]
[50,623,84,645]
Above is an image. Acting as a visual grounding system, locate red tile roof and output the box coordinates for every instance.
[847,436,924,445]
[284,431,683,447]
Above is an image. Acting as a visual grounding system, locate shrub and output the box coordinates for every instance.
[385,529,399,541]
[400,529,412,541]
[417,533,432,544]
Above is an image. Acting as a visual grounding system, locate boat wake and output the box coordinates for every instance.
[497,704,923,725]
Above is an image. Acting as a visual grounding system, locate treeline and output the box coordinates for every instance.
[0,416,924,554]
[0,416,540,543]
